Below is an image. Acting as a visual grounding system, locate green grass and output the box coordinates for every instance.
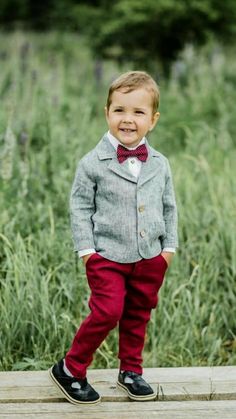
[0,31,235,371]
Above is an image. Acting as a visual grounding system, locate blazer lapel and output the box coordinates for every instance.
[96,135,161,185]
[138,142,161,187]
[96,135,137,184]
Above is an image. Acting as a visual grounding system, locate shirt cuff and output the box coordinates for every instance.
[162,247,176,253]
[78,248,96,258]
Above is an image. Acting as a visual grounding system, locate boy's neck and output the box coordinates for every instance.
[107,131,146,150]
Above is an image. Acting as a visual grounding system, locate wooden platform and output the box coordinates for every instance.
[1,366,236,418]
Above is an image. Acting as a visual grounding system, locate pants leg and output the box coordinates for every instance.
[118,254,168,374]
[65,254,131,378]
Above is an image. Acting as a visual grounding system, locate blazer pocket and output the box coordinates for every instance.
[150,221,166,242]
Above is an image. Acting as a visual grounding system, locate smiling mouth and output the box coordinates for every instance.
[120,128,136,132]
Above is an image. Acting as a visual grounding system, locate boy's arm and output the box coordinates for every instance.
[161,159,178,252]
[161,250,175,267]
[70,159,96,252]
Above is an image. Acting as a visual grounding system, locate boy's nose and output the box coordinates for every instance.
[122,114,133,123]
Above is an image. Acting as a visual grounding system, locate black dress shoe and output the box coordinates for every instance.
[117,370,156,401]
[49,359,101,404]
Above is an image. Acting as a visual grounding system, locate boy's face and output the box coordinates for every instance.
[105,88,160,148]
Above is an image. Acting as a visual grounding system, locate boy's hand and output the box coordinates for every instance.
[82,253,95,265]
[161,252,174,267]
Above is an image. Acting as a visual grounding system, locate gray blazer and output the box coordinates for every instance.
[70,134,178,263]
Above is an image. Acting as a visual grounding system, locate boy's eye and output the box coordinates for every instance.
[135,110,144,114]
[114,108,123,112]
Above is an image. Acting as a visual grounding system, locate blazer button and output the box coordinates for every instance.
[140,230,146,238]
[138,205,145,213]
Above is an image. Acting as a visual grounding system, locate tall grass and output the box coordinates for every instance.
[0,32,235,371]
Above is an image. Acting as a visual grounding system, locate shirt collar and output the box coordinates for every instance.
[107,131,146,151]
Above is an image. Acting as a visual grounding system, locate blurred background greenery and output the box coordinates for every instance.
[0,1,236,371]
[1,0,236,72]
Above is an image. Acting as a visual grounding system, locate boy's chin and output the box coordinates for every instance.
[119,139,142,148]
[117,134,142,148]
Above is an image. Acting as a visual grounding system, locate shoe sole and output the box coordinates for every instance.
[49,368,101,405]
[117,380,157,401]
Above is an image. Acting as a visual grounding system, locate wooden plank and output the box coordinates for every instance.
[1,401,236,419]
[1,381,235,403]
[0,383,234,403]
[1,366,236,386]
[0,383,236,403]
[0,367,236,402]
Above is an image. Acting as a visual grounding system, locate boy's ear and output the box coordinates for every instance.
[149,112,160,131]
[104,106,109,123]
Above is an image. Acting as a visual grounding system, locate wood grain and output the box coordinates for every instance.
[0,367,235,418]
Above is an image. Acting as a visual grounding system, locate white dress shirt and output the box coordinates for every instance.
[78,131,175,258]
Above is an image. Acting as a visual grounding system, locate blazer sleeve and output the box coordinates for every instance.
[161,159,178,249]
[70,158,96,252]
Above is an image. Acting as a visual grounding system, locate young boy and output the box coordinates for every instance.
[50,71,178,404]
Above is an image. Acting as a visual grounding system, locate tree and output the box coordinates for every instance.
[72,0,236,71]
[1,0,235,71]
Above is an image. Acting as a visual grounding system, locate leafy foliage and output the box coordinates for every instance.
[1,0,236,69]
[75,0,236,70]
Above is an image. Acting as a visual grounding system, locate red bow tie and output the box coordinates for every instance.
[117,144,148,163]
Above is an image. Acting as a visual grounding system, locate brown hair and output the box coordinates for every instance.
[106,71,160,113]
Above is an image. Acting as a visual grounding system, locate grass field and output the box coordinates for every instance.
[0,31,235,371]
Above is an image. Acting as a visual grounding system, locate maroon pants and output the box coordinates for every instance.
[65,253,168,379]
